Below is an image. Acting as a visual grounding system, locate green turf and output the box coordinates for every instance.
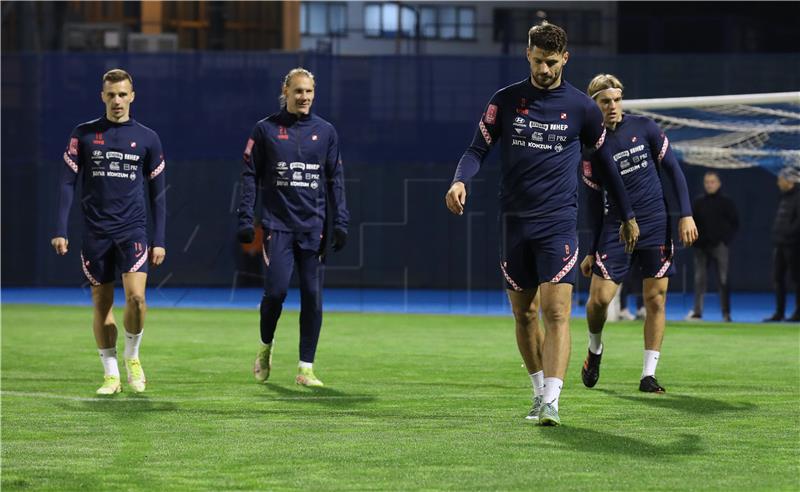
[2,304,799,490]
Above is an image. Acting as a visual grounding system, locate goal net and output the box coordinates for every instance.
[624,91,800,179]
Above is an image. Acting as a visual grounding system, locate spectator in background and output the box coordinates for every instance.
[765,170,800,322]
[687,171,738,322]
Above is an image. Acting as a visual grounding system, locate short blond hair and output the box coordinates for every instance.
[103,68,133,87]
[587,74,624,99]
[279,67,315,108]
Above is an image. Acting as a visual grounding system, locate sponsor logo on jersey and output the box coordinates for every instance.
[513,116,526,127]
[93,132,104,145]
[124,153,140,162]
[68,138,79,155]
[289,162,306,171]
[109,162,120,171]
[549,123,568,131]
[310,181,319,189]
[292,171,303,181]
[92,150,103,158]
[106,151,123,160]
[554,143,563,153]
[532,132,543,142]
[485,104,498,124]
[278,126,289,140]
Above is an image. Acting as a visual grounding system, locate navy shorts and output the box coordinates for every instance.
[500,221,579,290]
[80,229,149,286]
[592,217,674,284]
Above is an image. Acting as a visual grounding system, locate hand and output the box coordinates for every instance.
[580,255,595,278]
[678,216,699,246]
[619,217,639,254]
[332,228,347,252]
[150,247,166,267]
[237,227,255,244]
[445,182,467,216]
[51,237,69,255]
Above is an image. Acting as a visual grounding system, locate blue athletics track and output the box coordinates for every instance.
[1,287,791,324]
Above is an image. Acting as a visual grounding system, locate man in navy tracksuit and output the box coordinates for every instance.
[52,69,166,395]
[445,23,638,425]
[579,74,698,393]
[238,68,349,387]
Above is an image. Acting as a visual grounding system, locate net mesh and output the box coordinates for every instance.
[624,92,800,179]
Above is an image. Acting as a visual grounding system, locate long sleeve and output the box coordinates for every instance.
[581,156,605,254]
[649,121,692,218]
[593,140,634,221]
[453,94,502,184]
[146,135,167,247]
[582,103,634,221]
[55,136,81,238]
[238,126,261,232]
[325,127,349,232]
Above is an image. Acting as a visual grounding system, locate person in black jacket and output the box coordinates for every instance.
[765,170,800,322]
[687,171,739,322]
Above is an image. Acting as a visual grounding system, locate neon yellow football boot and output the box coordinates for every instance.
[125,358,147,393]
[295,366,324,387]
[253,343,273,383]
[96,375,122,395]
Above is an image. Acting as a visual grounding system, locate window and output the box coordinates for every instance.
[368,4,475,40]
[419,7,437,39]
[300,2,347,36]
[364,2,417,38]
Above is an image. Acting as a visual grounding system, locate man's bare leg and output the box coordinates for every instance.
[507,289,545,419]
[640,277,668,392]
[539,282,573,414]
[92,283,121,394]
[121,272,148,392]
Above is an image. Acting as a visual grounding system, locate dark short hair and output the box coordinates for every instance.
[704,170,720,179]
[528,22,567,53]
[102,69,133,87]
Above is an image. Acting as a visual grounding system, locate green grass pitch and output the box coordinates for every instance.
[2,304,798,490]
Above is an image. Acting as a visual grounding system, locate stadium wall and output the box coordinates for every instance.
[3,52,798,291]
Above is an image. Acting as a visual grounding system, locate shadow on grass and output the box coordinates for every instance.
[535,425,703,458]
[55,394,179,414]
[261,383,376,407]
[597,389,757,414]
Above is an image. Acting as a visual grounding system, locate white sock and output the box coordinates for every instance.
[530,371,544,397]
[298,361,313,369]
[642,350,660,378]
[543,377,563,411]
[98,348,120,377]
[589,332,603,355]
[123,330,143,360]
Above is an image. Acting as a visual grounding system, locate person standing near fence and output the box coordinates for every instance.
[51,69,166,395]
[765,170,800,322]
[686,171,739,322]
[238,68,349,386]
